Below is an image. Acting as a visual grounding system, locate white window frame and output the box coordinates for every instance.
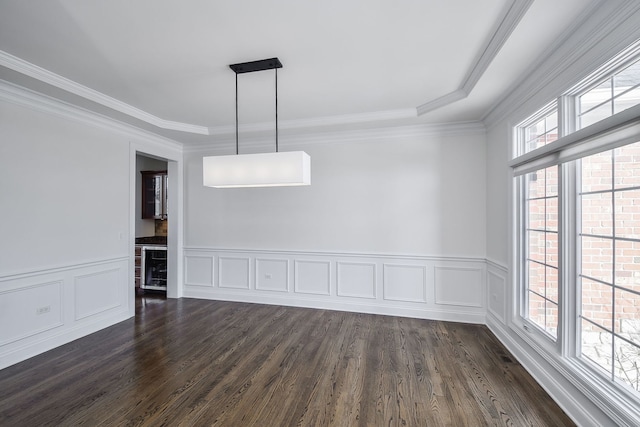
[511,44,640,424]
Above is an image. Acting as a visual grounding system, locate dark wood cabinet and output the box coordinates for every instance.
[141,170,168,219]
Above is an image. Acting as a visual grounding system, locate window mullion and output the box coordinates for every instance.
[560,161,577,357]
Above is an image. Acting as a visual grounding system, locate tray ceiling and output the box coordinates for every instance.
[0,0,597,143]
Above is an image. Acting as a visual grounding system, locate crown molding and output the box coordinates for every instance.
[0,79,183,151]
[417,0,533,116]
[482,0,640,129]
[0,50,209,135]
[185,121,486,154]
[0,1,531,136]
[416,89,467,116]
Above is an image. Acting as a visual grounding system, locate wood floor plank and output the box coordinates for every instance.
[0,296,575,426]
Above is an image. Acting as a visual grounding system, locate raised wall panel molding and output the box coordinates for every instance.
[218,257,250,289]
[382,264,427,303]
[336,262,376,299]
[0,258,130,370]
[184,248,487,323]
[74,268,122,320]
[0,280,63,346]
[184,255,214,287]
[294,260,331,296]
[487,268,507,323]
[0,80,182,151]
[0,255,129,281]
[434,266,484,308]
[255,258,289,292]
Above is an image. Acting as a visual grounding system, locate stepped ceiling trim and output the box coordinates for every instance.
[0,0,538,136]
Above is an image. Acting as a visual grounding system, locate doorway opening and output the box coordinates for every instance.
[134,153,168,298]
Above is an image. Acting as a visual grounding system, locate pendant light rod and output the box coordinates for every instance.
[235,72,239,155]
[229,58,283,155]
[275,66,278,153]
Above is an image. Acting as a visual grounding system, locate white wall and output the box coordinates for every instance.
[186,129,486,257]
[183,126,488,322]
[0,102,130,273]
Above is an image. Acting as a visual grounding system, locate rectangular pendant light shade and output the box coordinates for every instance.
[203,151,311,188]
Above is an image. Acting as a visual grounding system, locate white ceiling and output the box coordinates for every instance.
[0,0,597,144]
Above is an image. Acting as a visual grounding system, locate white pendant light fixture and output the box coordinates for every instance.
[203,58,311,188]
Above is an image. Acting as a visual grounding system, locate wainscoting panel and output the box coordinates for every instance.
[434,266,484,308]
[294,260,331,296]
[184,248,487,324]
[218,257,250,290]
[0,279,63,346]
[0,257,130,370]
[383,264,427,303]
[336,262,376,299]
[487,262,507,323]
[184,255,214,288]
[75,268,121,320]
[256,258,289,292]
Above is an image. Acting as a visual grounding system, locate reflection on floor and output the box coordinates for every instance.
[135,290,167,312]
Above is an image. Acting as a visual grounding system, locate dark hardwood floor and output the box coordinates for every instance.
[0,296,575,426]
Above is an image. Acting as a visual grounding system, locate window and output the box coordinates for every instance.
[521,104,558,154]
[523,166,559,338]
[579,57,640,129]
[518,104,560,338]
[512,45,640,421]
[579,143,640,392]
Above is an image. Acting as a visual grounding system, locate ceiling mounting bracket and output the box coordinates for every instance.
[228,57,283,154]
[229,58,282,74]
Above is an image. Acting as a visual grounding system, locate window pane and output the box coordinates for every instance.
[528,260,545,296]
[545,114,558,139]
[547,231,558,268]
[581,193,613,236]
[614,288,640,346]
[614,59,640,96]
[545,166,558,197]
[580,79,612,128]
[522,109,558,154]
[582,150,613,193]
[526,170,546,199]
[546,300,558,336]
[613,337,640,391]
[581,319,613,375]
[613,189,640,239]
[528,291,546,331]
[546,197,558,232]
[581,278,614,330]
[614,86,640,115]
[614,141,640,189]
[528,230,545,263]
[581,236,613,284]
[581,102,613,128]
[524,118,546,152]
[527,198,545,230]
[615,240,640,294]
[546,266,558,303]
